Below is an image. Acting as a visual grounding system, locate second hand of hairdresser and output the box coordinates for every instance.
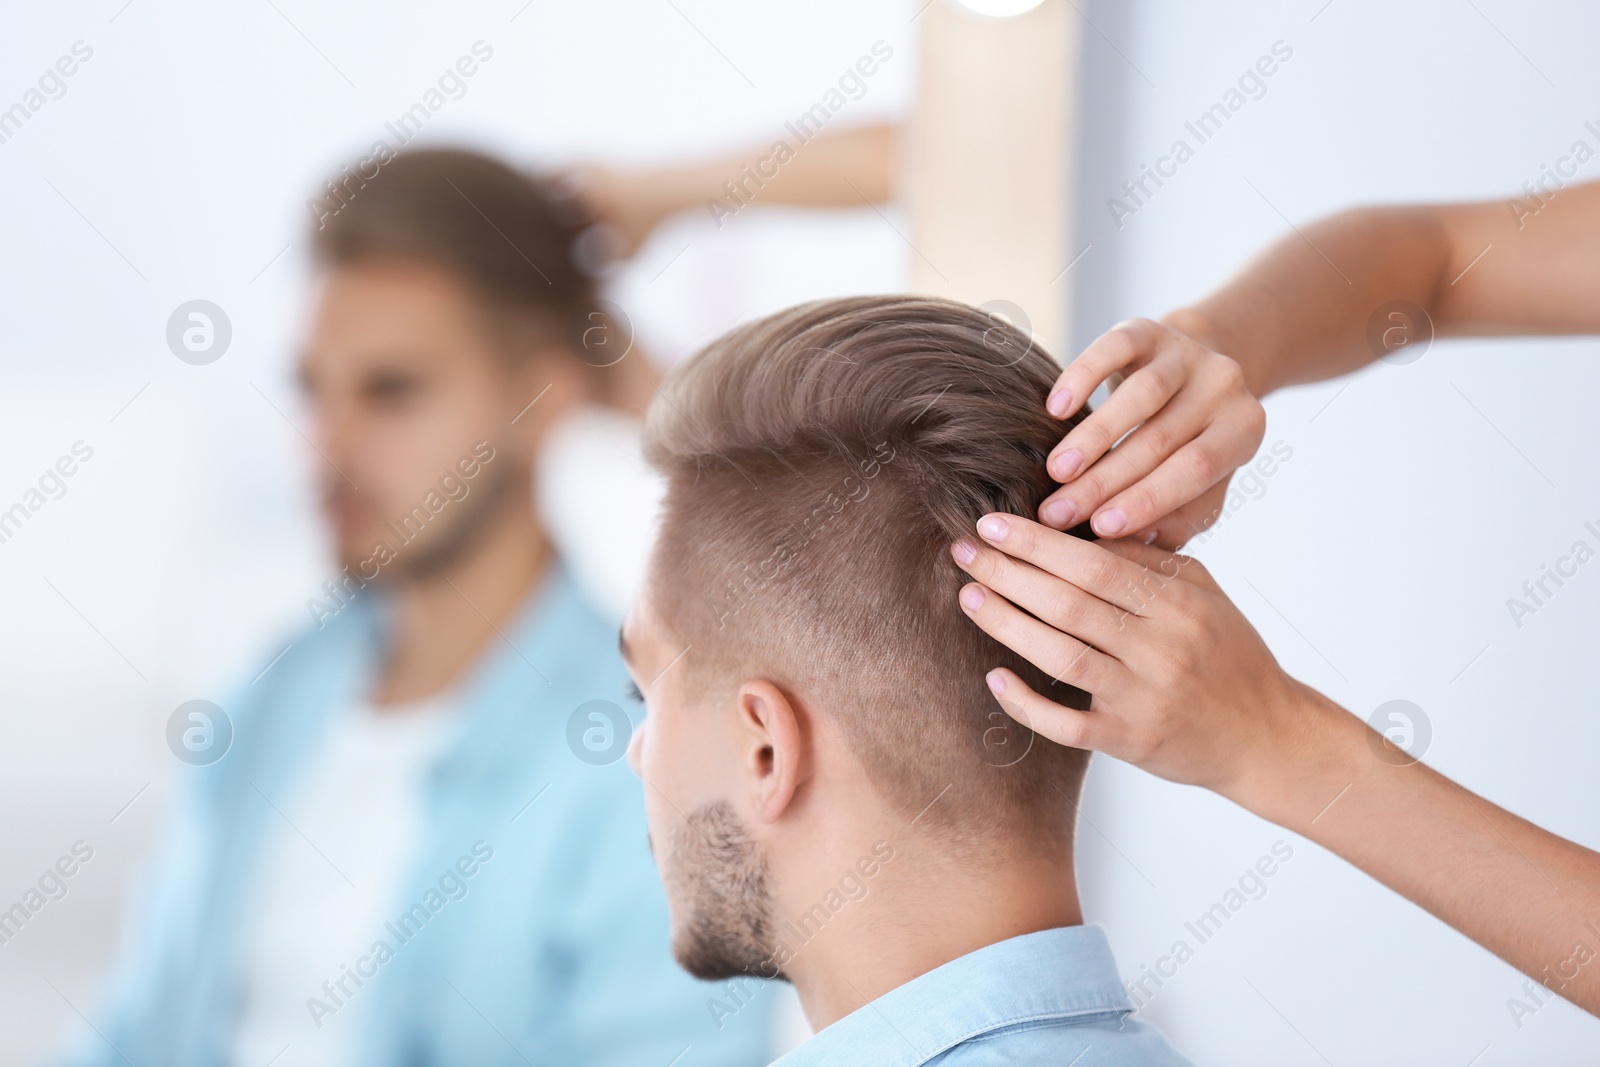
[954,180,1600,1014]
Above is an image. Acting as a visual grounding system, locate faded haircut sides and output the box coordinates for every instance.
[641,295,1098,857]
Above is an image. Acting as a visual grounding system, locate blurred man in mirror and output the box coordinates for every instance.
[67,148,771,1067]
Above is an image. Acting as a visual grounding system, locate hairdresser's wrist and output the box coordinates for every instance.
[1159,306,1277,399]
[1219,681,1368,830]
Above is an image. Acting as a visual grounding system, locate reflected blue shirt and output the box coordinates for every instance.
[773,925,1191,1066]
[66,565,771,1067]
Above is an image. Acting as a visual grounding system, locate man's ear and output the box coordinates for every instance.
[508,348,589,452]
[734,680,807,824]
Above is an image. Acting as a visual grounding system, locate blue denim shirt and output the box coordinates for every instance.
[772,926,1191,1066]
[66,565,771,1067]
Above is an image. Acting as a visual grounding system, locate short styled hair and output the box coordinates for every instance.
[309,147,597,358]
[643,296,1094,854]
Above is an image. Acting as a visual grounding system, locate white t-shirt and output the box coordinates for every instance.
[230,695,459,1067]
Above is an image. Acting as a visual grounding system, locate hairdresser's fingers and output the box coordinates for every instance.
[556,165,663,260]
[983,668,1119,753]
[1044,317,1165,420]
[1126,482,1229,551]
[1040,397,1207,532]
[973,513,1157,615]
[957,582,1127,693]
[1045,350,1184,488]
[952,539,1139,655]
[1094,538,1222,594]
[1088,425,1257,540]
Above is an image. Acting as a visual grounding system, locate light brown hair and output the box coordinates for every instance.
[309,147,597,361]
[643,296,1095,854]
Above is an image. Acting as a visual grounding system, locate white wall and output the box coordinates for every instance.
[1070,1,1600,1064]
[0,2,911,1062]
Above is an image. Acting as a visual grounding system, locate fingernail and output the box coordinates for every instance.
[1046,388,1072,417]
[951,539,977,566]
[1050,447,1083,481]
[976,515,1009,543]
[960,585,986,611]
[1141,529,1158,545]
[986,669,1006,695]
[1094,508,1128,536]
[1040,498,1077,528]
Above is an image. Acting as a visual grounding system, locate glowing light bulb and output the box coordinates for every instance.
[948,0,1048,17]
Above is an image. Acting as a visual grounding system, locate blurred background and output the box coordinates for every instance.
[2,0,1598,1064]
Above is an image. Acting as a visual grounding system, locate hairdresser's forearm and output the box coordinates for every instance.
[653,122,896,216]
[1233,684,1600,1014]
[750,121,895,208]
[1166,182,1600,397]
[1161,207,1453,396]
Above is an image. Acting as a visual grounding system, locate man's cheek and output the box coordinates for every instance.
[639,722,694,817]
[627,715,647,776]
[642,794,670,871]
[650,746,695,811]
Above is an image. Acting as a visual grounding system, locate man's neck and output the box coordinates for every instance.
[784,837,1082,1030]
[372,501,551,707]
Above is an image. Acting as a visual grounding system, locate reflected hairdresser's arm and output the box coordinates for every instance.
[1044,180,1600,545]
[950,514,1600,1017]
[563,123,897,258]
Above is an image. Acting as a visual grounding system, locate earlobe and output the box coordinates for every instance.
[511,350,587,446]
[737,680,805,824]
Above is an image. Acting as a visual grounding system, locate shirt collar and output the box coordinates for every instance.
[775,925,1133,1067]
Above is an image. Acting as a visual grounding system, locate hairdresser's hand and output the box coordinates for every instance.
[559,165,686,260]
[951,513,1328,797]
[954,515,1600,1021]
[1038,317,1264,550]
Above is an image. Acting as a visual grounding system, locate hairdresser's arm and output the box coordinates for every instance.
[564,123,896,257]
[1170,178,1600,395]
[1042,181,1600,545]
[950,515,1600,1016]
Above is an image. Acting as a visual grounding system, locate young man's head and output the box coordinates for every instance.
[298,148,604,580]
[622,296,1095,993]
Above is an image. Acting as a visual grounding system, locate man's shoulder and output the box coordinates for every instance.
[781,1010,1194,1067]
[247,590,376,684]
[218,598,371,723]
[775,927,1194,1067]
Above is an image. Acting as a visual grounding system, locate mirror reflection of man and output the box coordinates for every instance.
[67,148,771,1067]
